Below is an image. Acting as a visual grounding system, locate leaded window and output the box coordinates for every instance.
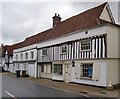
[80,40,91,51]
[61,45,68,54]
[81,63,93,79]
[54,64,63,75]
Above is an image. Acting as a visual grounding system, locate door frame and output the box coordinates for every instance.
[64,63,71,83]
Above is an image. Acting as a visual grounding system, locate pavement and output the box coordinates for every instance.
[2,72,120,98]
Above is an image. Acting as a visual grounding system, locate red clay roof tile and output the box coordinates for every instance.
[8,2,119,52]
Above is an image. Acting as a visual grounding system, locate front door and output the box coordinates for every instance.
[64,64,71,83]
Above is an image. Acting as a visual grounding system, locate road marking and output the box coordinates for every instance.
[4,91,15,98]
[79,93,90,97]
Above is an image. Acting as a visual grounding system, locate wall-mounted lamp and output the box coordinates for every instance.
[72,61,75,67]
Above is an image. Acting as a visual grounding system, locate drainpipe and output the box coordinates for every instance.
[36,46,38,78]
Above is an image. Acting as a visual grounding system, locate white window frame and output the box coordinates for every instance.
[81,63,93,79]
[25,53,28,60]
[41,65,51,74]
[21,54,23,60]
[16,54,18,61]
[80,40,91,52]
[31,51,34,59]
[54,64,63,75]
[60,44,68,54]
[41,65,44,73]
[42,48,47,56]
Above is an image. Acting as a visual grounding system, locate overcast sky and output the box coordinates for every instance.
[0,1,119,45]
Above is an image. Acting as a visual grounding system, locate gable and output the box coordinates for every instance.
[99,4,115,23]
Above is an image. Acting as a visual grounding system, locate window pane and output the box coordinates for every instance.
[41,65,44,73]
[31,52,34,59]
[54,64,63,75]
[61,45,67,54]
[80,40,91,51]
[82,63,93,78]
[42,49,47,56]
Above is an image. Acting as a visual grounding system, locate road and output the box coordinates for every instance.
[2,74,84,98]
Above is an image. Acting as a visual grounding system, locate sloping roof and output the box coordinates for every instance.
[15,2,108,49]
[5,44,18,56]
[5,45,14,56]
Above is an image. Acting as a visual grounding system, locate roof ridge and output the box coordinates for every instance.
[58,2,107,24]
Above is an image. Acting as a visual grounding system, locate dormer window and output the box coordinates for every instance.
[42,48,47,56]
[80,40,91,52]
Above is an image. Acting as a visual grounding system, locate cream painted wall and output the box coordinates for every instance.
[100,6,112,22]
[37,26,107,49]
[53,59,108,87]
[106,59,119,85]
[40,73,52,79]
[107,25,119,58]
[72,59,107,87]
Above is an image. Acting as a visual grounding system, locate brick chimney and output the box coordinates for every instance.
[52,13,61,27]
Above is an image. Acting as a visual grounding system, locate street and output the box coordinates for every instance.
[2,74,84,98]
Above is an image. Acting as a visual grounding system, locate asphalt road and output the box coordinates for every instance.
[2,74,84,98]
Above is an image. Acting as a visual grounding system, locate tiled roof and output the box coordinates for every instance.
[8,2,120,52]
[5,45,17,56]
[14,2,108,49]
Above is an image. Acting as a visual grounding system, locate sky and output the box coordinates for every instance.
[0,1,119,45]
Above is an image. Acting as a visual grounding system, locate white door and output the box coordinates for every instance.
[64,64,71,83]
[28,64,35,77]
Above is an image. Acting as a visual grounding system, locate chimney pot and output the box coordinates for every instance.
[52,13,61,27]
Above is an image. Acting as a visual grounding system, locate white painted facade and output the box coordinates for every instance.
[36,24,119,87]
[13,44,37,78]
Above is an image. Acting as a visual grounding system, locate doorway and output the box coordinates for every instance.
[64,64,71,83]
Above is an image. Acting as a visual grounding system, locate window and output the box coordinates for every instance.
[16,55,18,60]
[41,65,51,73]
[61,45,68,54]
[25,53,28,59]
[21,54,23,60]
[31,51,34,59]
[24,64,26,70]
[80,40,91,51]
[81,63,93,79]
[41,65,44,73]
[54,64,63,75]
[42,49,47,56]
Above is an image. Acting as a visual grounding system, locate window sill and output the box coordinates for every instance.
[79,77,92,81]
[80,50,92,52]
[60,53,68,55]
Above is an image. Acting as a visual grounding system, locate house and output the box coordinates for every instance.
[13,41,38,78]
[4,45,16,73]
[36,2,120,87]
[0,44,15,72]
[5,2,120,87]
[0,44,6,70]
